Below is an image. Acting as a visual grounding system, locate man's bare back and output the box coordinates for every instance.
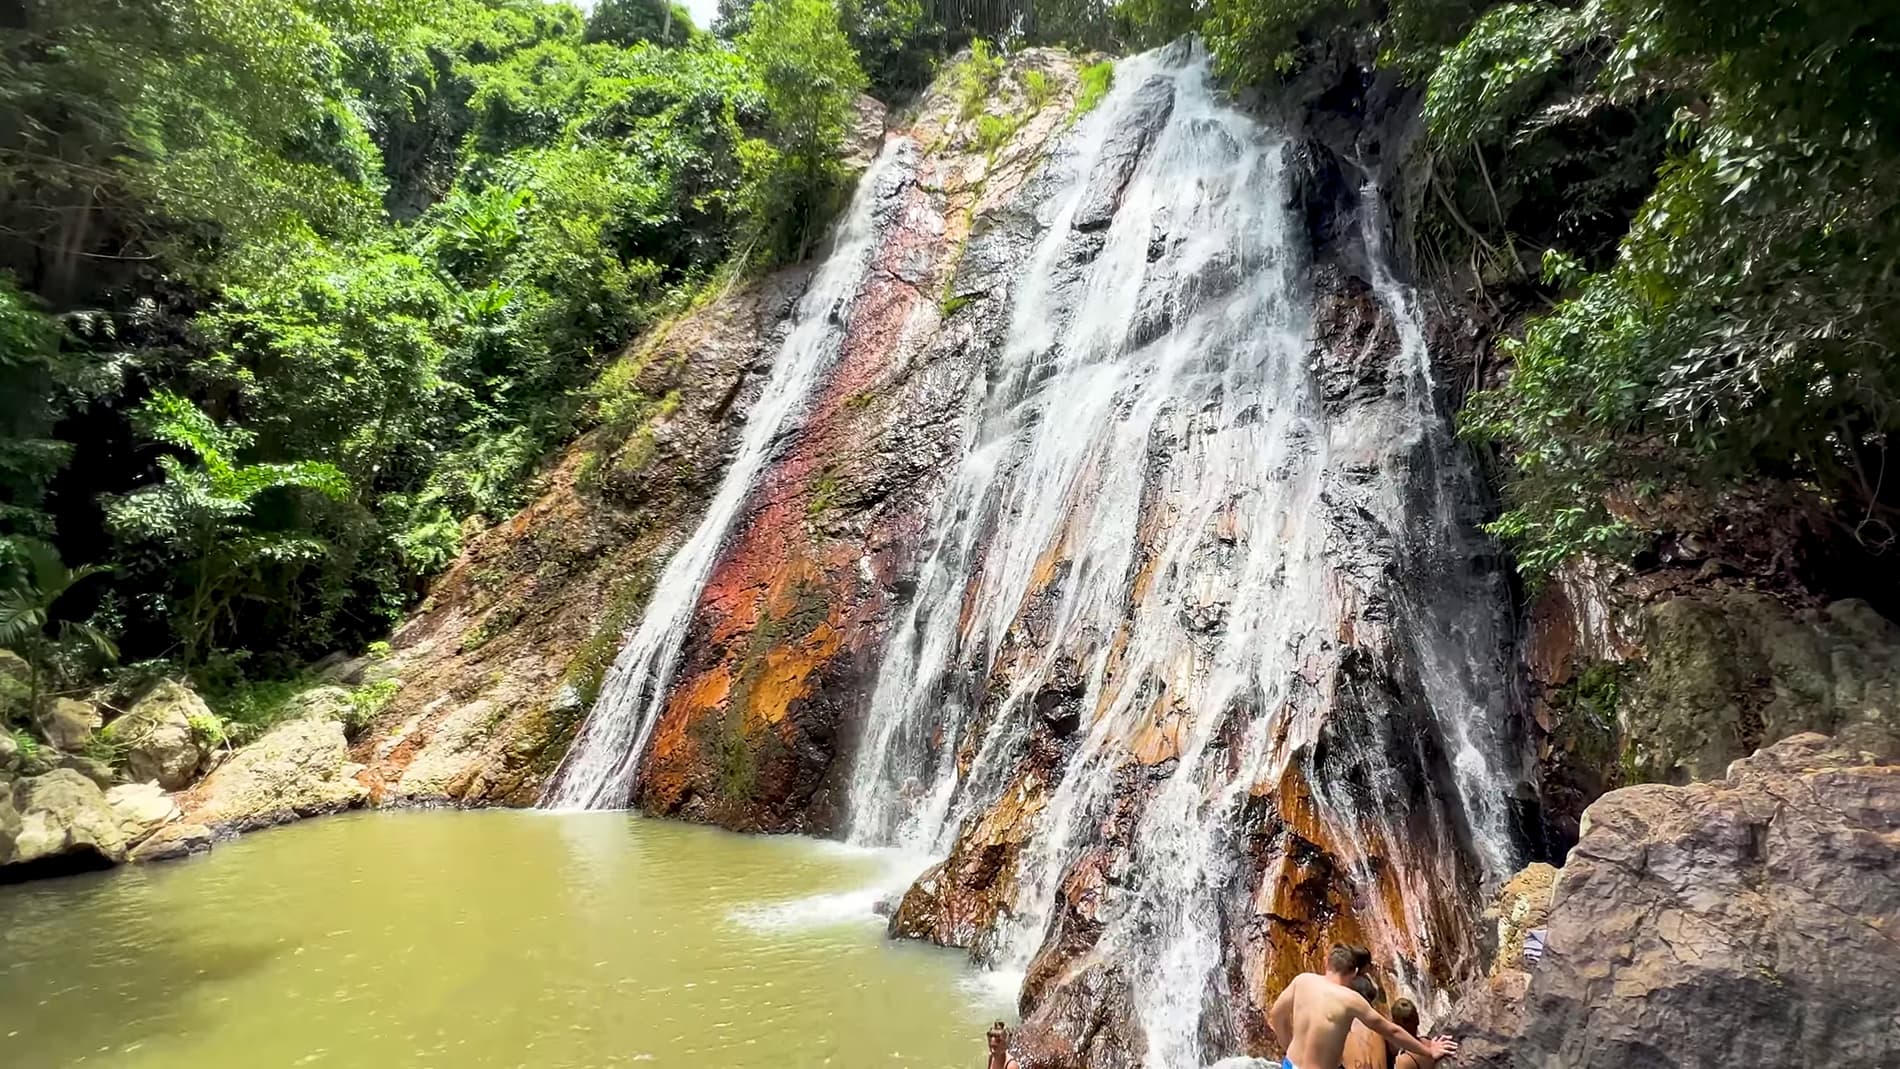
[1271,973,1375,1069]
[1266,953,1456,1069]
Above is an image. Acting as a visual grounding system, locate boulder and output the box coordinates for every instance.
[0,730,17,773]
[39,697,100,752]
[128,820,216,863]
[186,717,367,832]
[107,679,210,790]
[105,781,180,844]
[53,753,117,789]
[1446,734,1899,1068]
[841,93,888,171]
[1,769,127,877]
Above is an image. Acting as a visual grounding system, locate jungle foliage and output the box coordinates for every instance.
[0,0,873,705]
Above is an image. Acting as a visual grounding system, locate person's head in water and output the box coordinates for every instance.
[1326,943,1373,981]
[1390,998,1421,1037]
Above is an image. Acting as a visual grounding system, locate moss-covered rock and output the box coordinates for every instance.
[106,679,211,790]
[1619,593,1900,783]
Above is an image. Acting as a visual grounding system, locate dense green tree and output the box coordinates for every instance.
[1455,0,1900,573]
[106,393,350,666]
[0,0,890,705]
[739,0,870,259]
[587,0,700,48]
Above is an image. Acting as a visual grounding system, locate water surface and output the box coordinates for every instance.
[0,810,1007,1068]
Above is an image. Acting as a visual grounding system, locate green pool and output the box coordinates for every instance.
[0,809,1010,1068]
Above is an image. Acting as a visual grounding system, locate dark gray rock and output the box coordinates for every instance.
[1072,76,1175,233]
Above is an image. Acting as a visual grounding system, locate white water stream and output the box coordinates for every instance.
[542,143,914,810]
[842,46,1517,1066]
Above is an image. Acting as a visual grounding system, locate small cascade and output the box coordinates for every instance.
[540,142,916,810]
[843,43,1517,1067]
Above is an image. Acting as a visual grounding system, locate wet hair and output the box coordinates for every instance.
[1390,999,1421,1036]
[1349,974,1383,1006]
[1327,944,1372,975]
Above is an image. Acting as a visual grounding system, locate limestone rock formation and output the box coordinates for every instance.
[0,769,127,877]
[1447,734,1900,1068]
[129,821,217,863]
[39,697,99,752]
[1481,862,1555,977]
[279,685,355,724]
[52,753,116,788]
[185,718,367,832]
[107,679,210,789]
[106,781,180,844]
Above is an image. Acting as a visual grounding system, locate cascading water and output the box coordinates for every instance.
[844,43,1517,1067]
[541,142,916,810]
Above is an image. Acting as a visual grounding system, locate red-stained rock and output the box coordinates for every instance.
[626,50,1097,832]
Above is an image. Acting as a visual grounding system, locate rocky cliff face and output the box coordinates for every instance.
[526,41,1522,1068]
[339,41,1529,1067]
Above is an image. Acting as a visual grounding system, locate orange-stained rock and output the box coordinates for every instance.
[623,50,1097,833]
[891,772,1047,948]
[354,264,817,807]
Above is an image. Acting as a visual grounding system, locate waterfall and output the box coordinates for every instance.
[541,142,916,810]
[843,43,1517,1066]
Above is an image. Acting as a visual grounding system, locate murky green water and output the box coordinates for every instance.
[0,810,1009,1068]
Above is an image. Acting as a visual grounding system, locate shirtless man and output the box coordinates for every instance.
[1267,946,1458,1069]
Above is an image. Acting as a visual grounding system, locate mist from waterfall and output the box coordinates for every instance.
[541,143,915,810]
[843,44,1516,1067]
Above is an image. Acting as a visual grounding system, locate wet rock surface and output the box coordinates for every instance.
[632,49,1093,832]
[1447,734,1900,1069]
